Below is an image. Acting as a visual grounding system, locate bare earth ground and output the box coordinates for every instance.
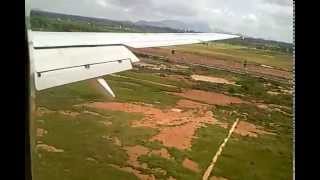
[182,158,201,172]
[132,48,292,81]
[191,75,236,85]
[111,144,172,180]
[171,90,246,106]
[87,100,220,150]
[234,121,276,138]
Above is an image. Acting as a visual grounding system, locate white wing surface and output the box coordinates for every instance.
[31,31,239,92]
[32,32,239,48]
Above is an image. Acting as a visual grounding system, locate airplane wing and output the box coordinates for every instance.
[30,31,239,96]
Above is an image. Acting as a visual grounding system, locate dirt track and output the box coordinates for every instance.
[132,48,292,81]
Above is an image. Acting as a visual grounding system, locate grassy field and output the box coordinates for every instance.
[167,43,293,71]
[34,73,225,180]
[208,102,292,180]
[33,41,293,180]
[34,109,153,180]
[34,68,292,180]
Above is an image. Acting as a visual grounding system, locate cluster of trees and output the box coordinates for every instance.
[31,16,111,32]
[221,37,293,54]
[30,10,182,33]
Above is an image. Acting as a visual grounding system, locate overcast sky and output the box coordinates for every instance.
[31,0,293,43]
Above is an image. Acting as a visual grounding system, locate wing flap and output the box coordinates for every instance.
[34,46,138,90]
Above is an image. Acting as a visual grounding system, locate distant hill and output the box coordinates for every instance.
[30,10,183,33]
[136,20,211,32]
[220,37,293,54]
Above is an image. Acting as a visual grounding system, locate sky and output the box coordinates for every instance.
[30,0,293,43]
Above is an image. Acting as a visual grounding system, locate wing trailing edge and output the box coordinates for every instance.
[33,45,138,90]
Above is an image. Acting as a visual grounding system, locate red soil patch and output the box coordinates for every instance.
[234,121,276,137]
[151,122,198,149]
[89,102,215,128]
[88,100,225,150]
[191,75,235,85]
[150,110,221,150]
[176,99,209,109]
[172,90,245,106]
[182,158,200,172]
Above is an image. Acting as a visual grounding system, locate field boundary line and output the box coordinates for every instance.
[202,118,240,180]
[109,74,178,88]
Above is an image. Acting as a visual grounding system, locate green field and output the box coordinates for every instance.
[34,64,293,180]
[211,104,292,180]
[168,43,293,71]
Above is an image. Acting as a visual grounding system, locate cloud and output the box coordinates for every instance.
[96,0,107,8]
[261,0,292,7]
[30,0,293,43]
[242,14,258,22]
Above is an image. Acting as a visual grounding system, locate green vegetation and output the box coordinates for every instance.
[36,71,182,110]
[34,110,143,180]
[213,104,292,135]
[213,134,292,180]
[187,125,229,170]
[36,80,107,110]
[35,63,292,180]
[190,67,293,108]
[31,15,123,32]
[131,124,229,180]
[210,103,292,180]
[31,10,181,33]
[139,154,200,180]
[169,43,292,70]
[221,37,293,54]
[118,70,191,88]
[106,74,181,108]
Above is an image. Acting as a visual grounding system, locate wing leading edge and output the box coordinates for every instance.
[32,31,239,48]
[31,31,240,94]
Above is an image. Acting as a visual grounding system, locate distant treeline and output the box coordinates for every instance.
[30,10,183,33]
[220,38,293,54]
